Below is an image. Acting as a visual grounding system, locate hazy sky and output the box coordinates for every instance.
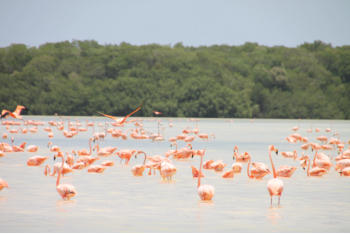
[0,0,349,48]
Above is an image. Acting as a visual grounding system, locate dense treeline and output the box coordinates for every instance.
[0,40,349,119]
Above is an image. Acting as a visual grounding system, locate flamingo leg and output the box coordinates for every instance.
[270,197,273,207]
[278,196,281,206]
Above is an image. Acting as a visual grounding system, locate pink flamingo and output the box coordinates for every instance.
[97,103,142,125]
[27,145,38,152]
[281,150,298,160]
[191,165,204,178]
[0,178,9,191]
[87,165,106,173]
[306,156,328,177]
[77,138,93,156]
[222,169,235,178]
[116,149,137,165]
[196,150,215,201]
[231,155,243,173]
[131,151,147,176]
[247,159,270,179]
[56,153,77,200]
[267,145,284,206]
[234,150,251,163]
[0,105,27,120]
[27,156,49,166]
[160,161,177,181]
[210,160,227,172]
[276,165,297,178]
[101,160,115,167]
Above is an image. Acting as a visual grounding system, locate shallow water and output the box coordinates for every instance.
[0,117,349,232]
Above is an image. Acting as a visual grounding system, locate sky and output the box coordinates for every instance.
[0,0,349,48]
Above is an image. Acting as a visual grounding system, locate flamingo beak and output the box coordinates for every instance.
[275,149,279,155]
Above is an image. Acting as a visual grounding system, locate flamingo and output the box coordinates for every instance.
[210,160,227,172]
[0,105,27,120]
[231,156,243,173]
[94,144,117,157]
[191,165,204,178]
[27,145,38,152]
[51,152,73,176]
[339,167,350,176]
[267,145,284,206]
[222,169,234,178]
[0,178,9,191]
[313,152,332,170]
[77,138,93,156]
[27,156,49,166]
[116,149,137,165]
[203,160,214,169]
[281,150,298,160]
[87,165,106,173]
[234,150,251,163]
[306,156,328,177]
[276,165,297,178]
[101,160,115,167]
[195,150,215,201]
[247,159,270,179]
[56,153,77,200]
[160,161,177,181]
[131,151,147,176]
[97,103,142,126]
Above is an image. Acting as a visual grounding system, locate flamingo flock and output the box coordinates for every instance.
[0,105,349,207]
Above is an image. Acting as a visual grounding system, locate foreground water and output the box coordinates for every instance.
[0,116,349,232]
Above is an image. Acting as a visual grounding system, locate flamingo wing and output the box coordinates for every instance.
[14,105,27,115]
[119,103,142,124]
[97,112,120,121]
[0,110,12,118]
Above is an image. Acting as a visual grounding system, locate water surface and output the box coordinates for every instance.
[0,117,349,232]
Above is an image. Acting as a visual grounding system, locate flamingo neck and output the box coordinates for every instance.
[136,151,147,165]
[307,158,311,176]
[312,150,318,168]
[56,154,64,187]
[269,148,277,178]
[247,159,251,177]
[88,139,92,154]
[198,155,203,188]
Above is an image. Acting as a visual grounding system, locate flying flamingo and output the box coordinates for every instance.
[153,111,162,115]
[97,103,142,126]
[267,145,284,206]
[0,178,9,191]
[195,150,215,201]
[56,153,77,200]
[0,105,27,120]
